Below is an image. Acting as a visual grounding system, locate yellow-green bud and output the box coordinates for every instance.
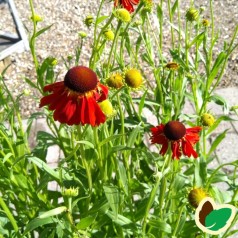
[98,100,115,117]
[103,30,115,41]
[84,15,94,27]
[201,113,215,127]
[125,69,143,88]
[188,188,209,208]
[48,57,58,66]
[78,31,87,38]
[141,0,153,13]
[202,19,210,27]
[186,8,199,22]
[106,73,124,89]
[30,14,43,22]
[23,89,31,96]
[62,187,79,197]
[115,9,131,23]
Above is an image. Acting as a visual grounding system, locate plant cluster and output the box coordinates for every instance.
[0,0,238,237]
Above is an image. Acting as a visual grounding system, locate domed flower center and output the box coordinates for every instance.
[164,121,186,140]
[64,66,98,93]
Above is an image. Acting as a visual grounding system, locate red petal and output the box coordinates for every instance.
[43,82,64,92]
[97,83,108,102]
[171,141,182,159]
[160,140,169,155]
[182,140,198,158]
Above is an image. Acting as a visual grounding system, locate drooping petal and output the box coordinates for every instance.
[114,0,139,13]
[182,139,199,158]
[171,141,182,159]
[160,140,169,155]
[150,124,168,144]
[43,81,64,92]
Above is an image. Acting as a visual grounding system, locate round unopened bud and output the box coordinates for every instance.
[62,187,79,197]
[202,19,210,27]
[188,188,208,208]
[23,89,31,96]
[98,99,115,117]
[84,15,94,27]
[78,31,87,38]
[106,73,124,89]
[125,69,143,88]
[186,8,199,22]
[115,9,131,23]
[201,113,215,127]
[103,30,115,41]
[48,57,57,66]
[30,14,43,22]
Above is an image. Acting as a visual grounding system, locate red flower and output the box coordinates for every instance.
[150,121,202,160]
[40,66,108,126]
[114,0,140,13]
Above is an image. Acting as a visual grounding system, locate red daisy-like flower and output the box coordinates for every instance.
[40,66,108,126]
[150,121,202,160]
[114,0,140,13]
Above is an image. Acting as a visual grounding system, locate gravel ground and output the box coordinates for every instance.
[0,0,238,118]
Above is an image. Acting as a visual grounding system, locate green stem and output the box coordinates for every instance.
[106,21,122,76]
[171,204,186,236]
[29,0,39,69]
[167,0,174,49]
[142,155,171,236]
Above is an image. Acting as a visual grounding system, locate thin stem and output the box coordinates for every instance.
[29,0,39,69]
[142,155,171,236]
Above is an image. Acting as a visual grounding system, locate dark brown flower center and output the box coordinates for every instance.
[64,66,98,93]
[164,121,186,140]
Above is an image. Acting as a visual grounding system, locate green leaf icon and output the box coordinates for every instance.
[205,208,232,231]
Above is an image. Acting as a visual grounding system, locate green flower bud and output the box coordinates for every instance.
[30,14,43,22]
[115,9,131,23]
[84,15,94,27]
[201,113,215,127]
[103,30,115,41]
[186,8,199,22]
[78,31,87,38]
[61,187,79,197]
[202,19,210,27]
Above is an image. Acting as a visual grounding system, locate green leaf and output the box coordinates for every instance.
[157,5,163,20]
[103,185,120,218]
[188,32,205,48]
[34,24,54,38]
[138,91,148,117]
[118,162,128,195]
[23,217,55,235]
[106,211,132,226]
[75,140,95,149]
[27,156,60,180]
[98,134,124,147]
[148,219,172,233]
[76,216,96,229]
[206,115,234,135]
[205,208,232,231]
[171,0,178,16]
[207,130,228,157]
[127,125,142,148]
[96,16,108,25]
[207,52,226,89]
[38,206,67,219]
